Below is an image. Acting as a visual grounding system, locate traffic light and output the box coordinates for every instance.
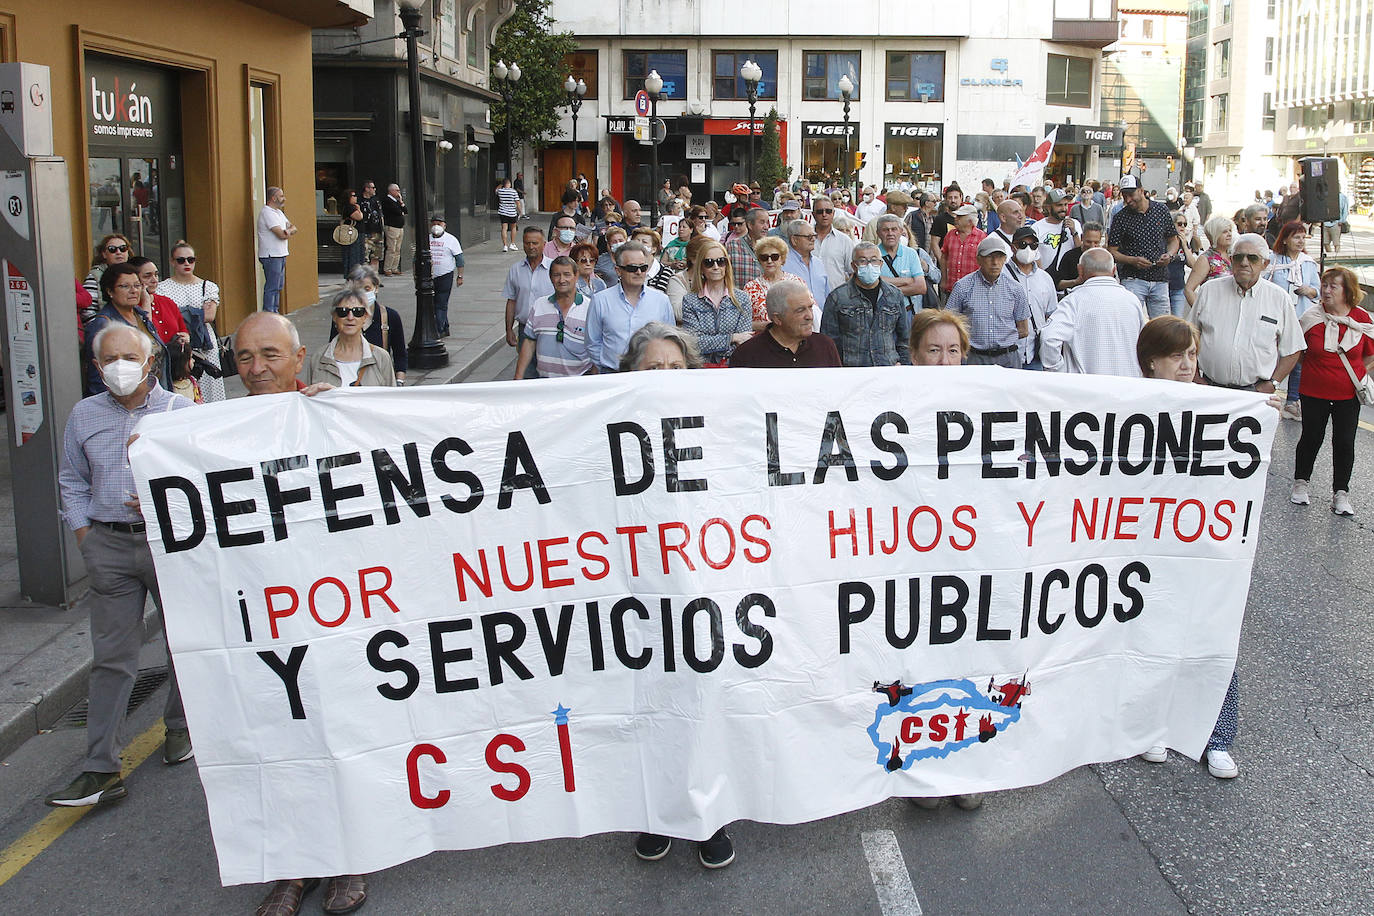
[853,151,866,173]
[1167,155,1175,172]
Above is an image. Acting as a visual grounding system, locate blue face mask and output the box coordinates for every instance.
[558,228,576,244]
[856,264,882,285]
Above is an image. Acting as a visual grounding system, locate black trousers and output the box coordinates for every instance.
[1294,394,1361,492]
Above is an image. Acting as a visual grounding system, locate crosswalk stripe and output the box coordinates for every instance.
[862,828,923,916]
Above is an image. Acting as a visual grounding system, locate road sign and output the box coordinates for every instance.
[650,117,666,145]
[634,115,650,142]
[634,90,651,117]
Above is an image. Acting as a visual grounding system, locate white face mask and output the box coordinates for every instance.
[610,241,624,252]
[430,225,444,237]
[1014,247,1037,265]
[101,358,148,396]
[364,289,377,306]
[558,228,576,244]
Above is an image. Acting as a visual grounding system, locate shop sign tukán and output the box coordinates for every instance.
[84,55,177,146]
[88,75,155,140]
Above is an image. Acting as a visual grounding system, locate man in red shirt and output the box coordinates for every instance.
[940,204,987,292]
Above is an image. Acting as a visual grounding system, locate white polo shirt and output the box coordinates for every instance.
[1186,276,1304,387]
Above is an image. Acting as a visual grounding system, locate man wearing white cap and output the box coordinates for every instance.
[945,234,1030,367]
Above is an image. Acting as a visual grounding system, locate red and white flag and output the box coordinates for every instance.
[1008,127,1057,190]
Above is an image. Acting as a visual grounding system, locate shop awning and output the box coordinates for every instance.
[467,125,496,145]
[242,0,372,28]
[315,112,375,132]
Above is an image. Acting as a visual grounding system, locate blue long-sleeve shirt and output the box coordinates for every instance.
[586,283,676,371]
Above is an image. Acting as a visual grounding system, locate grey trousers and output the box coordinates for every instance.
[79,523,185,773]
[966,349,1022,368]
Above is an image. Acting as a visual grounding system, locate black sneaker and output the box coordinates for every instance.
[44,771,127,807]
[634,833,672,861]
[163,727,193,765]
[697,828,735,869]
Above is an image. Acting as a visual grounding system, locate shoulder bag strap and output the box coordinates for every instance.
[378,305,389,353]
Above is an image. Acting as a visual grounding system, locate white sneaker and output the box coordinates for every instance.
[1290,480,1311,505]
[1140,745,1168,763]
[1280,401,1302,420]
[1333,490,1355,517]
[502,244,510,251]
[1206,749,1239,778]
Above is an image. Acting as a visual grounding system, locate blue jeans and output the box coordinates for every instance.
[1168,286,1187,317]
[1123,277,1171,318]
[1286,360,1302,403]
[259,256,286,313]
[433,270,454,336]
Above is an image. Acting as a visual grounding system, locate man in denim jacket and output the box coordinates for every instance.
[820,241,912,367]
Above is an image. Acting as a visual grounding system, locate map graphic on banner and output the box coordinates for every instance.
[1008,127,1057,190]
[128,368,1275,885]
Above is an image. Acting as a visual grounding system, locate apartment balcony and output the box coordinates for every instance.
[1052,0,1119,49]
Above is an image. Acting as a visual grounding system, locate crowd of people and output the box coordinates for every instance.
[50,165,1372,913]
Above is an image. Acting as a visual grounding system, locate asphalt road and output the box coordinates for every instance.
[1,352,1371,915]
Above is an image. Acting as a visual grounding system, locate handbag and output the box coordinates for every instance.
[332,222,359,246]
[1335,347,1374,406]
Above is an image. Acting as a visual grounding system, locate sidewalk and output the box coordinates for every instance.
[0,217,535,760]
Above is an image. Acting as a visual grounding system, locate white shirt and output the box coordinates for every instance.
[257,205,289,258]
[1032,217,1079,273]
[856,198,886,223]
[816,227,856,284]
[1039,275,1147,376]
[1011,262,1059,366]
[429,231,463,277]
[337,358,361,388]
[1185,276,1304,387]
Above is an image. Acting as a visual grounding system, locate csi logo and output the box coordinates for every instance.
[888,126,939,138]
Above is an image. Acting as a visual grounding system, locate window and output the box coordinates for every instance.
[1220,0,1232,24]
[803,51,860,100]
[623,50,687,99]
[467,10,483,68]
[1355,99,1374,133]
[712,51,778,101]
[885,51,945,101]
[1267,0,1275,18]
[1213,40,1230,79]
[1187,0,1208,39]
[1183,98,1205,142]
[1262,93,1275,131]
[1211,93,1228,132]
[563,50,599,99]
[1142,18,1155,39]
[1264,37,1274,75]
[1045,54,1093,107]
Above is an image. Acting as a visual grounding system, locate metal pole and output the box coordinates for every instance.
[401,4,447,369]
[843,95,851,201]
[747,89,757,187]
[571,106,578,197]
[650,92,660,227]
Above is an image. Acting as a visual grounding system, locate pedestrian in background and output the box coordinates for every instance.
[157,240,226,402]
[570,242,605,298]
[497,178,521,252]
[81,233,132,313]
[428,214,464,338]
[256,186,296,312]
[359,180,384,270]
[1108,175,1179,318]
[381,183,408,275]
[1183,215,1234,307]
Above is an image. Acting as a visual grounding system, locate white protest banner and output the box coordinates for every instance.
[129,367,1275,885]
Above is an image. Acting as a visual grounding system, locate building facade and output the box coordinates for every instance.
[1180,0,1286,210]
[313,0,514,271]
[0,0,368,326]
[1272,0,1374,211]
[541,0,1120,207]
[1100,0,1187,193]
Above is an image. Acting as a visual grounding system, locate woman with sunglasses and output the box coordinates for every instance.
[743,236,805,332]
[1166,213,1194,317]
[570,242,605,298]
[679,241,753,367]
[156,240,226,402]
[337,188,366,277]
[305,287,396,387]
[81,234,133,321]
[334,265,408,386]
[515,256,594,378]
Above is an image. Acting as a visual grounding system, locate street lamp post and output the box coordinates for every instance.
[741,59,763,186]
[564,75,587,200]
[1117,118,1129,181]
[838,74,855,202]
[398,0,446,370]
[645,69,663,226]
[493,59,522,188]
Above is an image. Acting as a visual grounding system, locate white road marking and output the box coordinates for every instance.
[862,828,923,916]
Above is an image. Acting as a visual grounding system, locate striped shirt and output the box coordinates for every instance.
[523,294,593,376]
[725,234,763,286]
[946,267,1030,349]
[59,386,192,530]
[496,186,521,218]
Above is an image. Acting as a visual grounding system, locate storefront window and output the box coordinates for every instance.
[563,51,599,99]
[1045,54,1093,107]
[624,51,687,99]
[803,52,860,100]
[712,51,778,101]
[885,52,944,102]
[884,133,943,187]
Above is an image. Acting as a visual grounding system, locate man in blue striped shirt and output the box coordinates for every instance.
[944,234,1030,367]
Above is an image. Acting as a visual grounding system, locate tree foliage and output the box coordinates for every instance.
[756,108,790,191]
[489,0,579,152]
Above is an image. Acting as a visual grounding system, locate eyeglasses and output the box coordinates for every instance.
[1233,252,1266,264]
[334,306,368,317]
[855,258,884,267]
[1015,241,1039,249]
[794,233,816,240]
[174,256,196,264]
[618,263,649,273]
[106,244,129,253]
[758,253,783,262]
[112,283,143,293]
[729,221,745,228]
[702,257,728,268]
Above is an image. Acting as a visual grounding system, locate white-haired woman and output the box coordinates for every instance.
[306,287,396,387]
[1183,215,1234,306]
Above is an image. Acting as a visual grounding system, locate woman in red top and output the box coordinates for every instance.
[128,256,189,344]
[1291,266,1374,517]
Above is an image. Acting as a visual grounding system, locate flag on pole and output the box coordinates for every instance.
[1008,128,1057,190]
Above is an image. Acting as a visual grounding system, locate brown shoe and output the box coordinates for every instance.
[255,878,319,916]
[322,874,368,914]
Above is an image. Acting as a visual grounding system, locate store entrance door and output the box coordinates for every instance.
[84,55,184,273]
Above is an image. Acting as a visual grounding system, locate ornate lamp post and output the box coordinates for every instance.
[564,74,588,198]
[838,73,855,200]
[397,0,446,370]
[741,59,763,186]
[493,59,522,187]
[645,69,663,226]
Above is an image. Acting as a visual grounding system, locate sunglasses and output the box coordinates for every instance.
[174,255,196,264]
[729,221,745,228]
[575,257,596,264]
[334,306,368,318]
[1015,241,1039,249]
[618,263,649,273]
[758,253,783,262]
[106,244,129,253]
[813,209,835,215]
[702,257,728,268]
[1233,252,1266,264]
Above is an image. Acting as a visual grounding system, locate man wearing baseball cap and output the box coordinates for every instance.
[767,197,803,239]
[1031,188,1080,275]
[1107,174,1178,318]
[945,234,1030,367]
